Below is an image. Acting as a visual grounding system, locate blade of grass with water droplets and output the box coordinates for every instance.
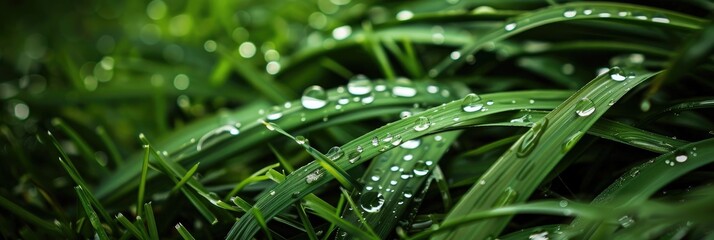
[338,132,459,239]
[429,2,706,77]
[434,69,659,239]
[75,186,110,240]
[116,213,145,239]
[175,223,196,240]
[570,138,714,238]
[96,81,459,202]
[227,90,570,238]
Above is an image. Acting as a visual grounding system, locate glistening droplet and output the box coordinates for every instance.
[301,85,328,109]
[574,98,595,117]
[461,93,484,112]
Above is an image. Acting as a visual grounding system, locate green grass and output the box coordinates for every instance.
[1,0,713,239]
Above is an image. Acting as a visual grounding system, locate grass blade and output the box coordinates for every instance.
[75,186,109,240]
[175,223,196,240]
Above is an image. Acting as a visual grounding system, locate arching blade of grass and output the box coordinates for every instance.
[409,200,612,240]
[459,110,687,153]
[337,131,460,239]
[175,223,196,240]
[569,138,714,238]
[429,2,707,77]
[115,213,145,239]
[95,81,460,202]
[434,68,659,239]
[226,90,571,238]
[642,97,714,124]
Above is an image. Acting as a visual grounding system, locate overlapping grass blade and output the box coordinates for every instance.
[75,186,109,240]
[434,68,659,239]
[227,90,571,238]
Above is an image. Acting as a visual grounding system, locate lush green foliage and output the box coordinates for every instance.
[1,0,713,239]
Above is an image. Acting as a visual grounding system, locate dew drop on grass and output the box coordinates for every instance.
[390,165,399,172]
[295,135,309,145]
[371,175,380,181]
[562,131,584,152]
[301,85,327,109]
[640,99,651,112]
[674,150,688,162]
[197,125,240,151]
[400,111,412,119]
[305,169,324,184]
[651,14,670,23]
[461,93,484,112]
[426,85,439,94]
[266,107,283,120]
[618,216,635,228]
[494,187,518,207]
[563,8,576,18]
[449,51,461,60]
[559,200,568,207]
[347,75,372,95]
[391,135,403,146]
[516,117,548,157]
[574,98,595,117]
[382,133,393,142]
[371,137,379,146]
[609,67,626,81]
[403,154,413,161]
[392,78,417,97]
[326,146,344,160]
[504,22,517,31]
[360,93,375,104]
[359,191,385,213]
[413,161,430,176]
[413,116,431,131]
[403,193,413,198]
[400,139,421,149]
[347,150,361,163]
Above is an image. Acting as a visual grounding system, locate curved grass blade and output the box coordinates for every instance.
[434,68,659,239]
[137,145,150,216]
[96,81,460,202]
[175,223,196,240]
[429,2,707,77]
[171,162,201,193]
[115,213,145,239]
[226,90,571,238]
[570,138,714,238]
[0,195,60,234]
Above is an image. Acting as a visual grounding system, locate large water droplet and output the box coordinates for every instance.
[609,67,626,81]
[651,14,670,23]
[391,135,403,146]
[461,93,484,112]
[399,111,412,119]
[516,117,548,157]
[347,75,372,95]
[301,86,328,109]
[359,192,385,213]
[392,78,417,97]
[413,161,430,176]
[400,139,421,149]
[197,125,240,151]
[674,150,688,162]
[575,98,595,117]
[413,117,431,131]
[326,146,344,160]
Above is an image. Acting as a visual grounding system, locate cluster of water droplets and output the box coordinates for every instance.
[562,7,670,24]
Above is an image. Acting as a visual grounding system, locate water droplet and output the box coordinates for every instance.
[618,215,635,228]
[361,93,375,104]
[563,9,576,18]
[371,137,379,146]
[295,136,309,145]
[574,98,595,117]
[371,175,380,181]
[360,192,385,213]
[461,93,484,112]
[504,22,517,31]
[559,200,568,207]
[403,193,413,198]
[197,125,240,151]
[301,86,328,109]
[675,151,688,162]
[583,8,593,15]
[640,99,651,112]
[651,14,670,23]
[609,67,626,81]
[392,78,417,97]
[562,131,585,152]
[347,151,361,163]
[337,97,349,105]
[494,187,518,207]
[400,111,412,119]
[529,231,549,240]
[516,117,548,157]
[332,25,352,40]
[382,133,393,142]
[266,107,283,120]
[413,117,431,131]
[390,165,400,172]
[403,154,413,161]
[347,75,372,95]
[400,139,421,149]
[390,180,398,186]
[486,100,494,105]
[391,135,403,146]
[413,161,430,176]
[269,190,276,196]
[306,169,324,184]
[326,146,344,160]
[356,145,364,153]
[449,51,461,60]
[396,10,414,21]
[426,85,439,94]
